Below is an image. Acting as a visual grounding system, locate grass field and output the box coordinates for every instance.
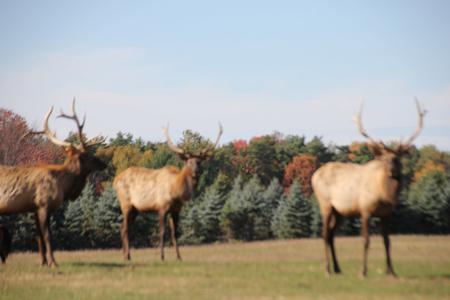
[0,235,449,300]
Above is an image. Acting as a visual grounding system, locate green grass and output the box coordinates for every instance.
[1,235,449,299]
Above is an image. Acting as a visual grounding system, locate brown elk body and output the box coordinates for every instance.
[312,100,426,277]
[114,124,222,261]
[0,100,106,267]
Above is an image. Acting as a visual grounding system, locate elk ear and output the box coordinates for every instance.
[64,145,79,157]
[397,144,411,155]
[367,142,384,157]
[177,152,189,161]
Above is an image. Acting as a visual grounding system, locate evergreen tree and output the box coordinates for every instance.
[179,203,204,245]
[241,176,265,240]
[257,178,284,239]
[220,176,249,240]
[200,183,226,243]
[63,184,97,248]
[63,196,85,249]
[407,170,450,233]
[50,203,67,249]
[309,195,322,237]
[272,181,312,239]
[93,186,122,248]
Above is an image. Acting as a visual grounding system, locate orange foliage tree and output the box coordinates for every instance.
[283,154,317,197]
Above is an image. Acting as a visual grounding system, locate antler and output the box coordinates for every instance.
[200,123,223,156]
[85,136,107,148]
[162,123,185,155]
[57,98,87,151]
[402,98,427,146]
[22,106,72,148]
[352,102,385,147]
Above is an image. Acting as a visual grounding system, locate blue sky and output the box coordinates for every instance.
[1,1,449,149]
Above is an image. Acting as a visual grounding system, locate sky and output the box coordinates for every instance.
[1,1,449,149]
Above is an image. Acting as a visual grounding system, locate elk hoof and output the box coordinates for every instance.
[386,269,397,278]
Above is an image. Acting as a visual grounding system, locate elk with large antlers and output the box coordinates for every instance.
[114,124,223,261]
[0,100,107,267]
[312,99,426,277]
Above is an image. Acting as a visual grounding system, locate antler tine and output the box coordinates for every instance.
[403,97,427,146]
[201,122,224,156]
[352,102,383,146]
[162,123,185,155]
[70,97,86,129]
[58,98,86,150]
[23,107,72,147]
[85,136,107,148]
[212,122,224,149]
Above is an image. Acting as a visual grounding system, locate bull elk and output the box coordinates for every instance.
[114,123,223,261]
[0,100,107,267]
[312,99,426,277]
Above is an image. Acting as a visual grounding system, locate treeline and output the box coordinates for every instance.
[1,108,450,250]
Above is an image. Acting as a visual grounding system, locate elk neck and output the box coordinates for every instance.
[50,154,86,201]
[375,156,402,203]
[175,164,198,201]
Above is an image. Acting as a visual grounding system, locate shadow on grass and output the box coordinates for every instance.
[68,261,150,269]
[405,273,450,280]
[69,261,127,268]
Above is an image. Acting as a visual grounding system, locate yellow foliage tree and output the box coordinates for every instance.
[112,146,152,174]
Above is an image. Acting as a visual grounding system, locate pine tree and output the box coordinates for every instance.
[241,176,265,240]
[93,186,122,248]
[200,184,226,243]
[272,181,312,239]
[220,176,248,240]
[63,195,85,249]
[179,203,204,244]
[257,178,283,239]
[309,195,322,237]
[407,170,450,233]
[63,184,97,248]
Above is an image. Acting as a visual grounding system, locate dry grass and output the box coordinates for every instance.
[0,235,449,299]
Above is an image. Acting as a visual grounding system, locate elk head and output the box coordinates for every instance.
[353,98,426,180]
[25,99,107,191]
[162,123,223,180]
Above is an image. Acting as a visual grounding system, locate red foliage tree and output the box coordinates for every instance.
[232,139,248,153]
[0,108,63,166]
[283,154,317,197]
[231,139,253,175]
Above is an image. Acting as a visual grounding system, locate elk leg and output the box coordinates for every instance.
[360,214,370,277]
[322,209,333,276]
[329,212,341,274]
[381,217,397,277]
[159,211,167,261]
[120,207,133,261]
[34,212,47,266]
[169,212,182,261]
[37,208,57,267]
